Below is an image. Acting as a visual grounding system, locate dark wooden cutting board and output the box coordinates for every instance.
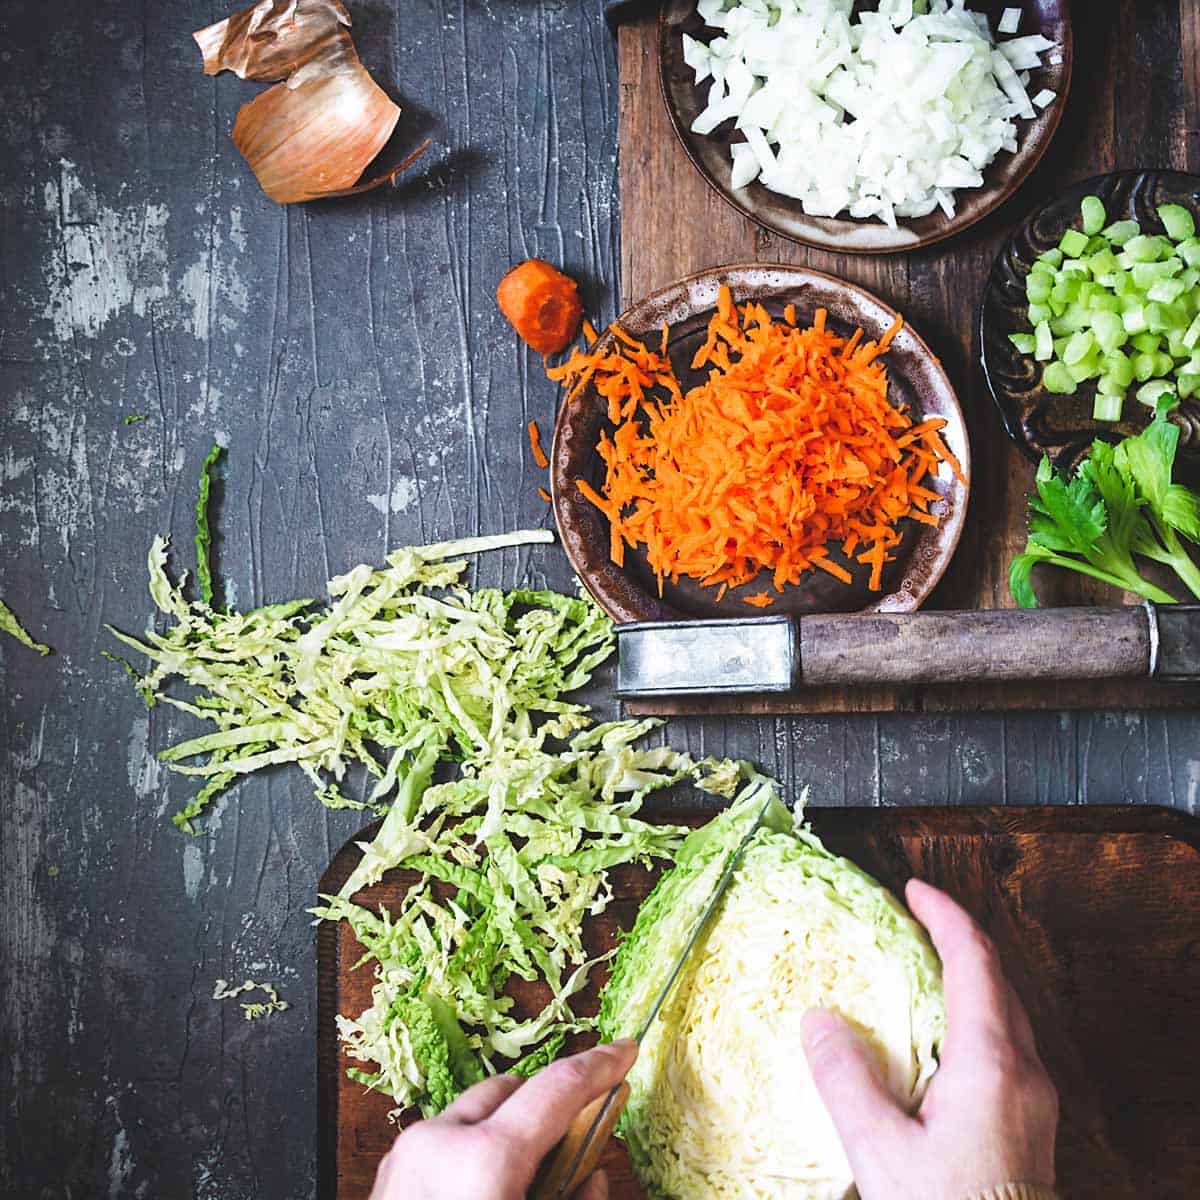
[615,6,1200,714]
[318,805,1200,1200]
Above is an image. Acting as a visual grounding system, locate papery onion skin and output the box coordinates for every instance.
[231,70,400,203]
[194,0,411,205]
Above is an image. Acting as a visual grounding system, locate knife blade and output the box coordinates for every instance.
[616,604,1200,697]
[530,788,777,1200]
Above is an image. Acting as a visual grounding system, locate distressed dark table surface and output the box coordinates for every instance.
[1,2,1198,1198]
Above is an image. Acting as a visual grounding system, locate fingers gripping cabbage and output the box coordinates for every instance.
[599,785,945,1200]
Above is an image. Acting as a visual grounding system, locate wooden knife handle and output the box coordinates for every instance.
[529,1082,630,1200]
[800,607,1152,685]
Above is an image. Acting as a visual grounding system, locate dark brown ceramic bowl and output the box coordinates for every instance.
[981,170,1200,471]
[551,265,971,624]
[658,1,1072,255]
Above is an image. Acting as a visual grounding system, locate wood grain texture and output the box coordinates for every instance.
[0,3,1198,1198]
[320,806,1200,1199]
[618,2,1200,715]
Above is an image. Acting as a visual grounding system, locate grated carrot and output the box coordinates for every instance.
[548,286,962,598]
[537,487,552,504]
[527,420,550,469]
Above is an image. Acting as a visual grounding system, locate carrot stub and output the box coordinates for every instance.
[547,285,963,600]
[497,259,583,355]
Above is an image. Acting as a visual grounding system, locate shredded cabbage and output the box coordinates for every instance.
[0,597,50,656]
[600,783,945,1200]
[107,527,615,832]
[687,0,1056,227]
[112,513,755,1117]
[313,723,748,1118]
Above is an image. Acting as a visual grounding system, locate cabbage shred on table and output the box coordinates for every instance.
[111,523,750,1117]
[599,783,945,1200]
[684,0,1057,227]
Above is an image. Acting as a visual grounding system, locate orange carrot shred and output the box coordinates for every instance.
[537,487,551,504]
[549,293,954,595]
[527,420,550,469]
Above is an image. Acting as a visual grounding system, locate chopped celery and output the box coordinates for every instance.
[1131,260,1182,288]
[1148,277,1188,304]
[1026,273,1053,303]
[1133,352,1158,382]
[1103,352,1134,388]
[1145,302,1171,333]
[1087,249,1119,278]
[1059,229,1089,257]
[1179,372,1200,399]
[1122,305,1149,335]
[1010,199,1200,410]
[1124,235,1172,263]
[1051,278,1080,306]
[1093,391,1124,422]
[1081,196,1107,236]
[1177,238,1200,269]
[1101,219,1139,245]
[1091,310,1125,353]
[1034,321,1054,362]
[1067,356,1101,384]
[1137,380,1176,408]
[1042,362,1077,394]
[1063,330,1096,365]
[1184,313,1200,350]
[1159,204,1196,242]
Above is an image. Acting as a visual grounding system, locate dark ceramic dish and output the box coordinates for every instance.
[551,265,971,625]
[980,170,1200,470]
[658,0,1072,255]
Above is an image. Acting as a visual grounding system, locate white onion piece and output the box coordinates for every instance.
[999,7,1022,34]
[687,0,1057,225]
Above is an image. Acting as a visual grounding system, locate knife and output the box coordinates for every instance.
[615,604,1200,697]
[530,789,776,1200]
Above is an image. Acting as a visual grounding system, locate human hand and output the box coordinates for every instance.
[369,1038,639,1200]
[801,879,1059,1200]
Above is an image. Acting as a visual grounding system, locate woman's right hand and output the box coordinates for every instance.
[801,879,1059,1200]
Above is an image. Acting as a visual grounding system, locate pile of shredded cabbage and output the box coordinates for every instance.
[112,525,747,1116]
[685,0,1058,226]
[600,783,945,1200]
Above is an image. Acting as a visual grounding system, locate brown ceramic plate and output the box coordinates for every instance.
[981,170,1200,471]
[658,1,1072,255]
[551,265,971,624]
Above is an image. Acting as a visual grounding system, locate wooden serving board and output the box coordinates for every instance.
[317,805,1200,1200]
[615,5,1200,714]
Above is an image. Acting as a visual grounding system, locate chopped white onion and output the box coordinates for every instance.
[1032,88,1057,109]
[998,7,1022,35]
[686,0,1057,226]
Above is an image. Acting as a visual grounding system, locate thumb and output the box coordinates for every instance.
[801,1009,911,1172]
